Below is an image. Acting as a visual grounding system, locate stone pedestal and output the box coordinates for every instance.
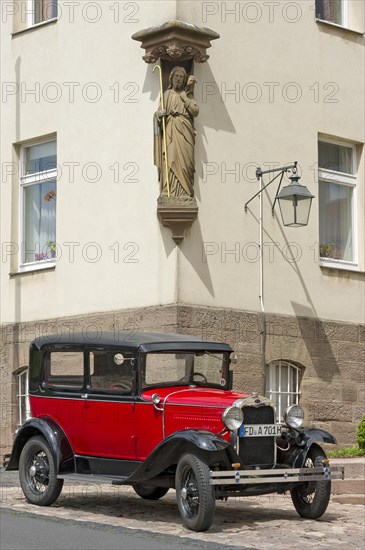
[157,196,198,244]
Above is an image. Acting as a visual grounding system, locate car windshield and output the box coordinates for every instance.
[143,351,229,389]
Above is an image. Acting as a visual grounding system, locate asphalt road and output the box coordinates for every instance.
[0,509,252,550]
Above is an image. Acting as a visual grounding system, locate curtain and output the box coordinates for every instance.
[23,180,56,263]
[25,140,57,174]
[319,181,353,261]
[42,0,58,21]
[319,141,353,174]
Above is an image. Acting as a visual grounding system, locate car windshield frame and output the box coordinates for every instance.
[141,350,231,390]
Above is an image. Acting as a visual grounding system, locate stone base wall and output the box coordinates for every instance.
[1,304,364,454]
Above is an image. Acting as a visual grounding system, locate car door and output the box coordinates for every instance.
[36,348,138,460]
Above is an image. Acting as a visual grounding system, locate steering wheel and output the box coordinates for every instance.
[192,372,208,383]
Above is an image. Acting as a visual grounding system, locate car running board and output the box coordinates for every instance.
[57,473,130,485]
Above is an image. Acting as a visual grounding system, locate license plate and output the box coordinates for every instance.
[239,424,281,437]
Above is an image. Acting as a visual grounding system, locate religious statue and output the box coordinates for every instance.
[153,66,199,198]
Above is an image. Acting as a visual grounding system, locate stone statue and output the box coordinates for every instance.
[154,66,199,198]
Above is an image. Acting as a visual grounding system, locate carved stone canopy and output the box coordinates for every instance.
[132,20,220,64]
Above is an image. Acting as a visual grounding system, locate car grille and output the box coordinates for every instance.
[239,405,276,467]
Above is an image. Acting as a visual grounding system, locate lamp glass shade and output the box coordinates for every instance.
[276,182,314,227]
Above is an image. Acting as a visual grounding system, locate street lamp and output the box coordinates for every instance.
[244,161,315,395]
[245,162,315,227]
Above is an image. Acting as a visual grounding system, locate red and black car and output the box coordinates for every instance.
[6,331,344,531]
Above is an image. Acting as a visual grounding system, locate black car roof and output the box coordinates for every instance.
[31,331,233,353]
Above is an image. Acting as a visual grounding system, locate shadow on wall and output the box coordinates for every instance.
[194,61,236,204]
[140,61,235,296]
[291,303,340,380]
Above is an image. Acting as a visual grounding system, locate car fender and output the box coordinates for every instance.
[6,417,74,473]
[290,428,337,468]
[128,430,231,483]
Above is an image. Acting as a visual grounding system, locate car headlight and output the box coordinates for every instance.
[283,404,304,428]
[222,406,243,431]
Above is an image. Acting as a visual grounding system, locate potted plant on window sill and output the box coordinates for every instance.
[319,242,340,259]
[35,252,48,262]
[45,240,57,259]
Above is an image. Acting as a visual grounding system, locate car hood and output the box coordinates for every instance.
[142,386,251,408]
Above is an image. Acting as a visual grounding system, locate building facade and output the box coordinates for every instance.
[1,0,364,453]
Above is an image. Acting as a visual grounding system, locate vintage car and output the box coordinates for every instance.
[6,331,344,531]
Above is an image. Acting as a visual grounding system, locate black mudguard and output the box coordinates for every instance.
[286,428,337,469]
[128,430,231,483]
[6,417,74,473]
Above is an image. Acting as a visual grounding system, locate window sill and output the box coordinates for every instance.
[12,18,57,37]
[10,263,56,277]
[319,258,362,272]
[315,19,365,37]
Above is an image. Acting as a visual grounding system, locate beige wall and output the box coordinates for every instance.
[1,0,364,326]
[2,1,180,323]
[176,0,365,323]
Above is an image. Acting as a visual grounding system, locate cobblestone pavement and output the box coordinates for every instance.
[1,471,364,549]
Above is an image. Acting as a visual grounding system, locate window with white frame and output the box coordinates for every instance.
[318,139,357,265]
[17,369,31,426]
[20,139,57,267]
[315,0,345,25]
[29,0,58,26]
[265,361,301,424]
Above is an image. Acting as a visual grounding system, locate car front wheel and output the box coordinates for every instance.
[175,453,215,532]
[19,435,63,506]
[291,446,331,519]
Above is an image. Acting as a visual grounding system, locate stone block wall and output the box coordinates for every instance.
[1,304,364,454]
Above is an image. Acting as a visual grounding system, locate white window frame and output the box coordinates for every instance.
[17,369,31,426]
[318,137,358,271]
[315,0,348,28]
[265,361,301,424]
[27,0,58,28]
[19,138,57,272]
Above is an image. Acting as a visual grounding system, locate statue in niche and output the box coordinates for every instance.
[154,66,199,198]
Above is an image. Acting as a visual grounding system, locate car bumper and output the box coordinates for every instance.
[210,464,345,485]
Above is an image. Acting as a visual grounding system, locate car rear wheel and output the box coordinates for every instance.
[291,446,331,519]
[132,484,169,500]
[175,453,215,532]
[19,435,63,506]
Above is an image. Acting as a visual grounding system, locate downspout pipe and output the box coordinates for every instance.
[258,174,266,393]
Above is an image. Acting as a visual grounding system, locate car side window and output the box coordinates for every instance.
[43,351,84,389]
[89,351,134,393]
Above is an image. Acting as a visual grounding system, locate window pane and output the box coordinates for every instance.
[90,351,134,392]
[19,373,26,395]
[282,365,289,393]
[319,181,353,261]
[33,0,58,24]
[45,352,83,388]
[289,367,298,394]
[265,362,301,422]
[43,0,58,19]
[25,141,57,175]
[144,352,226,387]
[23,180,56,263]
[17,370,30,426]
[315,0,343,25]
[319,141,353,174]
